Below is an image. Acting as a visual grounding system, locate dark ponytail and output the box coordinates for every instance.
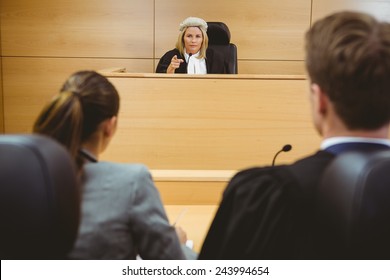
[33,71,120,170]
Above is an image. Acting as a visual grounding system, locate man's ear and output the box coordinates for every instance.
[103,116,117,138]
[311,83,328,115]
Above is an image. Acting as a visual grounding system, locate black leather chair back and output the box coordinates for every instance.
[207,22,238,74]
[0,134,80,259]
[316,150,390,259]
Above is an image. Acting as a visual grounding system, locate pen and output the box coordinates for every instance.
[172,207,188,226]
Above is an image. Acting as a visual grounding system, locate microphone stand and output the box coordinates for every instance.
[272,144,292,166]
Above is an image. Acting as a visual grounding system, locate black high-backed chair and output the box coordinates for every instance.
[315,150,390,259]
[0,134,80,259]
[207,22,238,74]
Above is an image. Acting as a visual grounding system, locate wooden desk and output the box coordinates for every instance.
[151,169,235,205]
[98,72,321,205]
[100,72,320,171]
[165,204,218,253]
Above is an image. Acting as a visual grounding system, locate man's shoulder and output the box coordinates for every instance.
[225,165,296,201]
[227,151,335,195]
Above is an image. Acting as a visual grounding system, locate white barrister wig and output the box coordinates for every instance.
[179,17,208,32]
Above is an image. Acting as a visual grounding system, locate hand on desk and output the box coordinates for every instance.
[175,226,188,244]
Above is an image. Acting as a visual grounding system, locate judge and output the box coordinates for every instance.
[198,11,390,259]
[156,17,227,74]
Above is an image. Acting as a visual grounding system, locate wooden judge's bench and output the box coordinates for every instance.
[99,69,320,252]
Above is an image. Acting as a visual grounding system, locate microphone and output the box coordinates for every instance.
[187,53,193,73]
[272,144,292,166]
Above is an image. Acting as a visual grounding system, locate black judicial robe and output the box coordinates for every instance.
[198,150,336,259]
[155,48,227,74]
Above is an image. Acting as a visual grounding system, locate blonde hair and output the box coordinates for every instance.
[175,26,209,59]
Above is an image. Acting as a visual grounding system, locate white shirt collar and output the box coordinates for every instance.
[321,136,390,150]
[184,49,207,74]
[184,49,200,62]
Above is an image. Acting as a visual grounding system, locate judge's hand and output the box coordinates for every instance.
[175,226,188,244]
[167,55,184,73]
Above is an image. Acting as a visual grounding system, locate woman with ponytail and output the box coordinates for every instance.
[34,70,195,260]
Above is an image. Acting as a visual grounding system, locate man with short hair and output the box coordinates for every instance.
[199,11,390,259]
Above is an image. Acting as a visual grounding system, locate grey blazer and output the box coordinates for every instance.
[68,161,192,259]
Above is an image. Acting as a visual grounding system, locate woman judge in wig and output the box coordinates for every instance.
[156,17,227,74]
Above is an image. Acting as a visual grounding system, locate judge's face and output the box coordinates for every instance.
[183,27,203,55]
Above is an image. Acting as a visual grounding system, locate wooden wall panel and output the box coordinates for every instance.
[312,0,390,22]
[3,1,388,135]
[2,57,153,133]
[155,0,311,60]
[0,56,3,133]
[100,74,320,170]
[155,181,226,205]
[1,0,154,58]
[0,8,3,133]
